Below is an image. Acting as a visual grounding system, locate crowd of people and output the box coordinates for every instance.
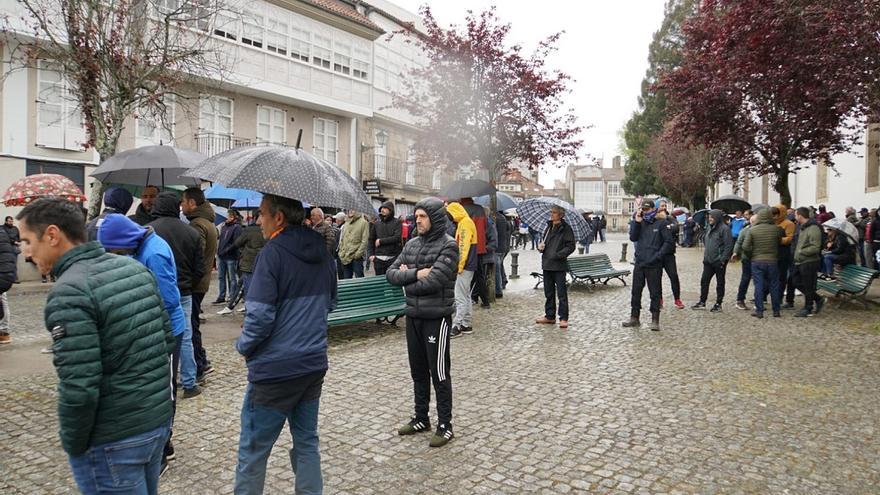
[3,186,879,494]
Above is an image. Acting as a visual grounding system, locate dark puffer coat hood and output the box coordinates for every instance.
[152,191,182,218]
[380,200,395,217]
[386,198,459,319]
[147,194,204,295]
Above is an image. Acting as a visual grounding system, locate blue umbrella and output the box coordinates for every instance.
[474,192,518,212]
[205,184,260,201]
[231,194,264,209]
[516,197,590,241]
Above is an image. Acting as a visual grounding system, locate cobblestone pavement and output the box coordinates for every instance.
[2,236,879,494]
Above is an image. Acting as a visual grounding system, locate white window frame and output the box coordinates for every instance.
[313,117,338,164]
[136,95,176,147]
[241,10,264,49]
[256,104,286,145]
[213,11,238,41]
[266,19,288,56]
[311,34,332,69]
[608,198,622,215]
[352,46,370,80]
[290,24,310,62]
[199,95,234,136]
[35,60,85,151]
[373,128,387,180]
[333,40,351,76]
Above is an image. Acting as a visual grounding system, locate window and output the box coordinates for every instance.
[213,12,237,40]
[405,141,416,185]
[312,34,331,69]
[257,105,285,145]
[498,183,521,192]
[266,19,287,56]
[199,95,233,135]
[607,181,621,197]
[333,40,351,75]
[27,159,85,193]
[608,198,622,214]
[136,95,175,147]
[868,123,879,189]
[372,129,388,179]
[352,47,370,80]
[182,0,210,32]
[626,201,636,214]
[313,117,337,164]
[241,11,264,49]
[572,180,603,212]
[36,61,85,151]
[290,25,310,62]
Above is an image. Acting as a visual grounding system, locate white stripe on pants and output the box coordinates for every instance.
[453,269,474,328]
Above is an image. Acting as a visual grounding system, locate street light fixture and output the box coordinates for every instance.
[361,129,388,153]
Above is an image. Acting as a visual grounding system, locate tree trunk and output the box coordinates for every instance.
[691,193,706,211]
[773,165,792,208]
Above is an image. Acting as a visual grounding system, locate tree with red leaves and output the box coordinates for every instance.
[661,0,880,207]
[394,7,582,189]
[648,121,714,210]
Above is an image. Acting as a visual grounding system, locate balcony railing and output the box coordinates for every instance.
[366,155,435,189]
[195,132,254,157]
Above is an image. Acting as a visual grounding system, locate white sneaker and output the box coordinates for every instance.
[237,307,246,313]
[217,307,233,315]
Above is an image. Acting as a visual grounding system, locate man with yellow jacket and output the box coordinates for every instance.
[773,204,797,308]
[447,202,477,338]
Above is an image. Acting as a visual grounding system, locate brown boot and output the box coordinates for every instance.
[621,315,640,328]
[535,316,555,324]
[649,313,660,331]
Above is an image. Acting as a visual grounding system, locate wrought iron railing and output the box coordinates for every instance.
[195,132,253,157]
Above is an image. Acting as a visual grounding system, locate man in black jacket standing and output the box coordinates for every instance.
[693,209,734,312]
[148,192,204,399]
[369,201,402,276]
[535,206,576,329]
[623,200,674,331]
[494,211,511,298]
[387,198,459,448]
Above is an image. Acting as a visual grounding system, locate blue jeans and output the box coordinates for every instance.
[69,421,171,495]
[821,255,834,275]
[235,384,323,495]
[495,252,508,295]
[218,259,239,300]
[752,261,781,313]
[736,260,752,302]
[179,295,196,389]
[342,259,364,278]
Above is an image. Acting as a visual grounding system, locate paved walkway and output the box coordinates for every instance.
[1,236,879,494]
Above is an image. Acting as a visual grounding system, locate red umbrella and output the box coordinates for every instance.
[2,174,87,206]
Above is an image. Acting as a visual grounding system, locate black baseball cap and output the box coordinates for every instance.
[641,200,655,209]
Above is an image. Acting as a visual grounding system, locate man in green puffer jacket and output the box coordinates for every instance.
[741,208,784,318]
[792,207,826,317]
[16,198,173,495]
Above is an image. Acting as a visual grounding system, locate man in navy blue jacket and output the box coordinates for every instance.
[622,200,674,331]
[234,195,337,495]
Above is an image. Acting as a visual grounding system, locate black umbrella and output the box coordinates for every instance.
[710,195,750,214]
[440,179,495,199]
[692,208,710,227]
[90,145,205,187]
[183,146,374,214]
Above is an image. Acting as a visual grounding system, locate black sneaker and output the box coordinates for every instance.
[750,311,763,319]
[182,385,203,399]
[814,297,825,315]
[772,311,781,318]
[710,303,722,313]
[460,326,473,335]
[196,374,207,386]
[450,326,463,339]
[692,302,706,310]
[164,440,175,461]
[794,308,812,318]
[398,418,431,436]
[211,298,226,305]
[735,301,748,310]
[429,423,454,447]
[203,364,215,375]
[781,302,795,309]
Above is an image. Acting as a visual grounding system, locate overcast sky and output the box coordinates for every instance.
[390,0,667,187]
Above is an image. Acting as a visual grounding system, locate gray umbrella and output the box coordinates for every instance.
[90,145,205,187]
[183,146,375,214]
[823,217,859,245]
[440,179,495,199]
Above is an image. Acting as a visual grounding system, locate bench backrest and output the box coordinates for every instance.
[567,253,615,272]
[836,265,879,293]
[336,276,405,310]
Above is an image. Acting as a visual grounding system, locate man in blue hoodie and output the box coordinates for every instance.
[97,213,187,476]
[234,194,337,495]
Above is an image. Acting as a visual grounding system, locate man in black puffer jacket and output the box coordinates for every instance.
[623,200,674,331]
[387,198,459,448]
[148,191,204,400]
[369,201,402,275]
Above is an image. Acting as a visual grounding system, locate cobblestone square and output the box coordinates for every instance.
[1,236,878,494]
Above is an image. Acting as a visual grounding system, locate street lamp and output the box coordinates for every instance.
[361,129,388,153]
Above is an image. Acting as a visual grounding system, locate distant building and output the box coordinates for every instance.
[497,169,545,201]
[566,156,635,232]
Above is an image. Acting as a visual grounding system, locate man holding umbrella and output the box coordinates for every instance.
[623,200,674,331]
[535,205,576,328]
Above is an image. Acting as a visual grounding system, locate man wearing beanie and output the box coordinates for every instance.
[98,214,188,476]
[85,187,134,241]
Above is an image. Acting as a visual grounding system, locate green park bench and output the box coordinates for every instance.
[328,276,406,327]
[530,253,631,289]
[816,264,879,309]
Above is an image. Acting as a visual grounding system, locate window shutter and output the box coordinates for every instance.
[35,62,64,149]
